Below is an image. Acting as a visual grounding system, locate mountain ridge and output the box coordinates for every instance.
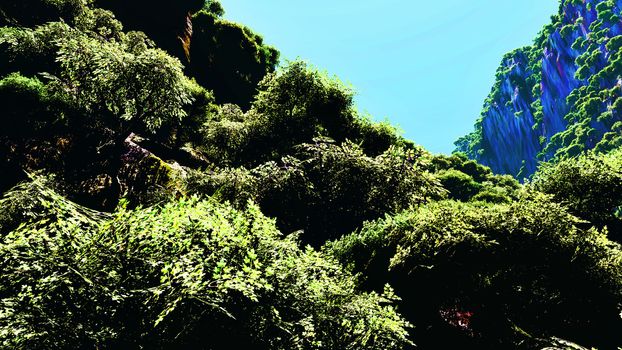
[458,0,622,178]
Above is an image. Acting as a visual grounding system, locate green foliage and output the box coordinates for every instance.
[0,22,72,77]
[199,61,408,167]
[354,116,409,155]
[0,6,124,76]
[204,0,225,17]
[0,182,412,349]
[3,1,622,349]
[436,169,482,201]
[95,0,278,108]
[430,153,519,203]
[594,121,622,153]
[0,73,70,191]
[188,139,444,245]
[189,10,279,108]
[0,6,216,207]
[222,60,360,165]
[431,153,492,181]
[329,193,622,349]
[249,61,357,158]
[470,185,515,204]
[0,0,86,27]
[0,73,56,136]
[532,148,622,239]
[1,9,199,135]
[0,175,87,235]
[52,28,194,133]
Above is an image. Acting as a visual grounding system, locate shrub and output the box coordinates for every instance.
[328,193,622,349]
[532,149,622,239]
[0,181,413,349]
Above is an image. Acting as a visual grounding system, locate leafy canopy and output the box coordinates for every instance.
[0,179,412,349]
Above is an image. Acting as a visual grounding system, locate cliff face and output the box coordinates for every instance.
[458,0,622,178]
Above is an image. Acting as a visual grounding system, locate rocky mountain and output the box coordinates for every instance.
[458,0,622,178]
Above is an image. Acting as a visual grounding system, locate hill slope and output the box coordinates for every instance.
[458,0,622,178]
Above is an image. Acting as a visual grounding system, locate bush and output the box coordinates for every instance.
[328,193,622,349]
[436,169,482,201]
[189,140,444,245]
[532,149,622,239]
[431,154,519,203]
[0,181,413,349]
[198,61,407,167]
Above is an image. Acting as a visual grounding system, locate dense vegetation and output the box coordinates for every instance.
[0,0,621,349]
[95,0,279,108]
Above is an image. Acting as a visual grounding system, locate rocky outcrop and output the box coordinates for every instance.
[76,133,187,209]
[116,133,186,204]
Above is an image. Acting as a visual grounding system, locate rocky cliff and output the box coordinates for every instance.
[457,0,622,178]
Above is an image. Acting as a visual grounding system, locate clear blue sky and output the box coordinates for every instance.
[221,0,559,154]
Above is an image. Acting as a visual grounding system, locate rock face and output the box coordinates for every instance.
[117,133,186,205]
[457,0,622,178]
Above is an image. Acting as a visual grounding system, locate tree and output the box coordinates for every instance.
[0,0,85,27]
[52,29,194,134]
[198,61,409,167]
[188,139,444,245]
[188,10,279,108]
[0,13,211,209]
[329,193,622,349]
[0,179,412,349]
[430,153,519,203]
[532,149,622,240]
[436,169,482,201]
[96,0,279,108]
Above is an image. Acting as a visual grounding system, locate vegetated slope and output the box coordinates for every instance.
[457,0,622,178]
[95,0,279,109]
[1,1,621,349]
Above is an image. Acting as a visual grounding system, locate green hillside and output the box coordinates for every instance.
[1,1,621,349]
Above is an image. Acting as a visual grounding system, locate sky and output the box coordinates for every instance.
[221,0,559,154]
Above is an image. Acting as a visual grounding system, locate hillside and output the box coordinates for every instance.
[458,0,622,178]
[1,0,622,349]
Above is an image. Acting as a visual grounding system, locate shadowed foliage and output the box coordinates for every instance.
[1,1,622,349]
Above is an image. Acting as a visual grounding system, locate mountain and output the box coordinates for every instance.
[457,0,622,178]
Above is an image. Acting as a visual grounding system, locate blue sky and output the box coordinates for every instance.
[221,0,559,154]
